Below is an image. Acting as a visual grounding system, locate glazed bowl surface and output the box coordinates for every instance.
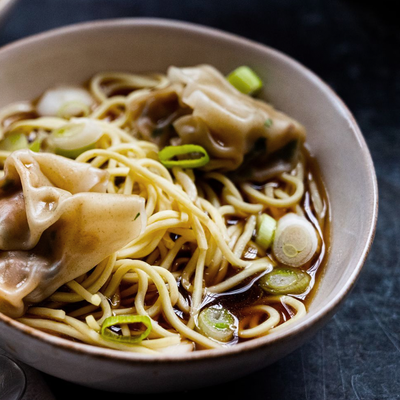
[0,0,18,25]
[0,18,378,393]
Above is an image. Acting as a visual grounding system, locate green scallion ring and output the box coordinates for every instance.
[196,305,236,342]
[101,315,152,344]
[29,138,42,152]
[255,213,277,250]
[227,66,263,95]
[158,144,210,169]
[259,267,311,295]
[0,132,28,152]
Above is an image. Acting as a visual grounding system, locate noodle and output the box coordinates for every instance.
[0,66,329,353]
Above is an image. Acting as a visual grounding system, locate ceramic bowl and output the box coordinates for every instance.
[0,0,18,25]
[0,18,378,393]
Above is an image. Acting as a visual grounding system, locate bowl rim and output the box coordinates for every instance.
[0,0,18,17]
[0,17,379,364]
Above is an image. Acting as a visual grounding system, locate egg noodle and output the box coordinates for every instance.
[0,69,328,354]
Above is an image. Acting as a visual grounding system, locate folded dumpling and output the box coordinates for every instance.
[0,150,146,317]
[129,64,306,181]
[169,64,306,151]
[168,65,306,177]
[129,84,190,148]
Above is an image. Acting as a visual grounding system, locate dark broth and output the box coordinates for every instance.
[185,146,331,343]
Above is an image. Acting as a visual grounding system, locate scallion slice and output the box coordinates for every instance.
[0,132,28,151]
[227,66,263,95]
[28,138,42,152]
[57,100,91,119]
[101,315,152,344]
[255,213,277,249]
[37,86,94,117]
[196,305,236,342]
[259,267,311,295]
[272,213,318,267]
[158,144,210,169]
[50,118,102,159]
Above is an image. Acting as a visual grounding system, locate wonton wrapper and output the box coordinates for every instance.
[168,65,306,168]
[130,84,190,148]
[0,150,146,317]
[129,65,306,179]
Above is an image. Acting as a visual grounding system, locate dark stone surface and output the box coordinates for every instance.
[1,1,399,399]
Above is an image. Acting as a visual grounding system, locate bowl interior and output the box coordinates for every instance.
[0,18,377,381]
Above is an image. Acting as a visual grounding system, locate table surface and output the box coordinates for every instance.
[1,0,399,399]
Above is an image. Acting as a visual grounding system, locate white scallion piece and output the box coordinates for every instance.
[272,213,318,267]
[49,118,102,158]
[37,86,94,117]
[255,213,277,250]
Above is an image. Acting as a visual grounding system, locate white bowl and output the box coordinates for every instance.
[0,0,18,25]
[0,18,378,393]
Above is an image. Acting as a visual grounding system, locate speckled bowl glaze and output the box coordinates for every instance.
[0,18,378,393]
